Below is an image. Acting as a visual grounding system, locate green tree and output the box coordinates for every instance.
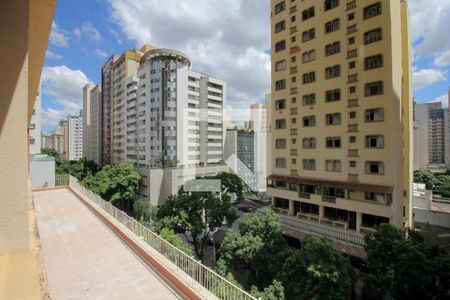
[281,236,352,300]
[156,185,237,261]
[159,227,193,256]
[251,280,285,300]
[81,163,140,211]
[133,199,157,222]
[414,170,439,190]
[364,224,450,300]
[41,148,60,162]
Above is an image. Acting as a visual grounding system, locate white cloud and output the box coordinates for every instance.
[412,68,446,90]
[106,0,271,112]
[108,29,123,44]
[434,50,450,67]
[49,22,69,48]
[95,49,108,58]
[409,0,450,59]
[45,50,62,60]
[74,22,102,43]
[432,94,449,108]
[41,65,90,129]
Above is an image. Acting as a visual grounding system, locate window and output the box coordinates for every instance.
[365,192,385,202]
[325,65,341,79]
[303,72,316,84]
[275,21,286,33]
[325,42,340,56]
[292,138,297,145]
[349,86,356,94]
[275,119,286,129]
[291,36,296,43]
[365,108,384,122]
[275,80,286,90]
[349,111,357,119]
[276,158,287,168]
[326,113,341,125]
[276,139,287,149]
[292,159,297,165]
[292,97,297,104]
[366,161,384,175]
[364,28,382,44]
[302,7,315,21]
[303,159,316,170]
[275,1,286,14]
[291,56,296,63]
[326,137,341,148]
[303,138,316,149]
[364,2,382,19]
[348,37,355,44]
[349,61,356,69]
[325,89,341,102]
[365,81,383,96]
[302,28,316,42]
[348,13,355,21]
[349,136,357,143]
[292,118,297,124]
[326,160,341,172]
[303,94,316,106]
[303,116,316,127]
[275,99,286,110]
[366,135,384,148]
[302,50,316,63]
[350,161,357,168]
[275,60,286,71]
[324,0,339,11]
[365,54,383,70]
[291,77,296,83]
[275,40,286,52]
[291,16,296,22]
[325,18,340,34]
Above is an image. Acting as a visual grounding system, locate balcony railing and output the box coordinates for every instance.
[298,191,311,199]
[68,176,256,300]
[323,195,337,203]
[348,99,359,107]
[55,174,69,187]
[275,213,365,247]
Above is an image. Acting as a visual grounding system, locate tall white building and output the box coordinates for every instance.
[90,84,102,166]
[83,83,96,161]
[67,112,83,161]
[29,85,42,155]
[123,48,227,205]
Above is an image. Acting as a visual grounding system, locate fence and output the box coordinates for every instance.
[68,176,256,300]
[55,174,69,187]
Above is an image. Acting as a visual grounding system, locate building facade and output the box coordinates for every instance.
[90,84,103,166]
[83,83,95,161]
[29,85,42,155]
[67,113,83,161]
[269,0,413,239]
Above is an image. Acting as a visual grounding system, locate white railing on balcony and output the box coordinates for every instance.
[68,176,256,300]
[55,174,69,187]
[276,213,365,247]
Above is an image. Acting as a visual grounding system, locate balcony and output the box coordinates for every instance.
[31,177,255,300]
[348,149,359,157]
[290,66,298,74]
[346,1,357,10]
[290,107,298,115]
[323,195,337,203]
[290,46,301,54]
[347,49,358,58]
[348,74,358,83]
[348,99,359,107]
[291,149,298,156]
[347,25,357,34]
[298,191,311,199]
[290,6,297,14]
[290,26,297,34]
[348,174,359,182]
[290,87,298,95]
[290,128,298,135]
[348,124,359,132]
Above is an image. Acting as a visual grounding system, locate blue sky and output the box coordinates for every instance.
[41,0,450,131]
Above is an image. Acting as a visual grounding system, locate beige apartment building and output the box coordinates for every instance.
[269,0,413,244]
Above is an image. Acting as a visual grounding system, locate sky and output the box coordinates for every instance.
[41,0,450,132]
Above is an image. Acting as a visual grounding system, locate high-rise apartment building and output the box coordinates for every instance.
[89,84,102,166]
[414,102,447,170]
[445,87,450,169]
[269,0,413,241]
[83,83,95,161]
[101,55,119,166]
[60,119,69,160]
[29,85,42,155]
[67,113,83,161]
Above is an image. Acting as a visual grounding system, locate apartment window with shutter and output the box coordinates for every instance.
[325,113,341,125]
[364,28,382,44]
[275,80,286,90]
[275,119,287,129]
[303,138,316,149]
[366,161,384,175]
[325,160,341,172]
[275,40,286,52]
[325,65,341,79]
[365,54,383,70]
[365,81,384,96]
[365,108,384,122]
[303,72,316,84]
[325,42,341,56]
[303,159,316,170]
[275,99,286,110]
[364,2,382,19]
[302,7,315,21]
[326,137,341,148]
[303,116,316,127]
[302,50,316,63]
[303,94,316,106]
[366,135,384,148]
[275,60,287,71]
[275,21,286,33]
[325,18,340,34]
[325,89,341,102]
[302,28,316,42]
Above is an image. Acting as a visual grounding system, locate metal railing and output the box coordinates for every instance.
[55,174,69,187]
[68,176,256,300]
[276,213,365,247]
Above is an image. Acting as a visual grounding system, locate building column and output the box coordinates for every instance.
[319,205,324,219]
[356,212,362,232]
[289,200,295,216]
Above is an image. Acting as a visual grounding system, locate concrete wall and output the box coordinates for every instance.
[30,156,55,189]
[414,208,450,228]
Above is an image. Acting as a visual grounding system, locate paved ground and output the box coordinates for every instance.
[34,189,182,300]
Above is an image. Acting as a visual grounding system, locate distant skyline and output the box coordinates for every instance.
[41,0,450,131]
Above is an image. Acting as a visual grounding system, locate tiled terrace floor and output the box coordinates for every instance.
[33,189,182,300]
